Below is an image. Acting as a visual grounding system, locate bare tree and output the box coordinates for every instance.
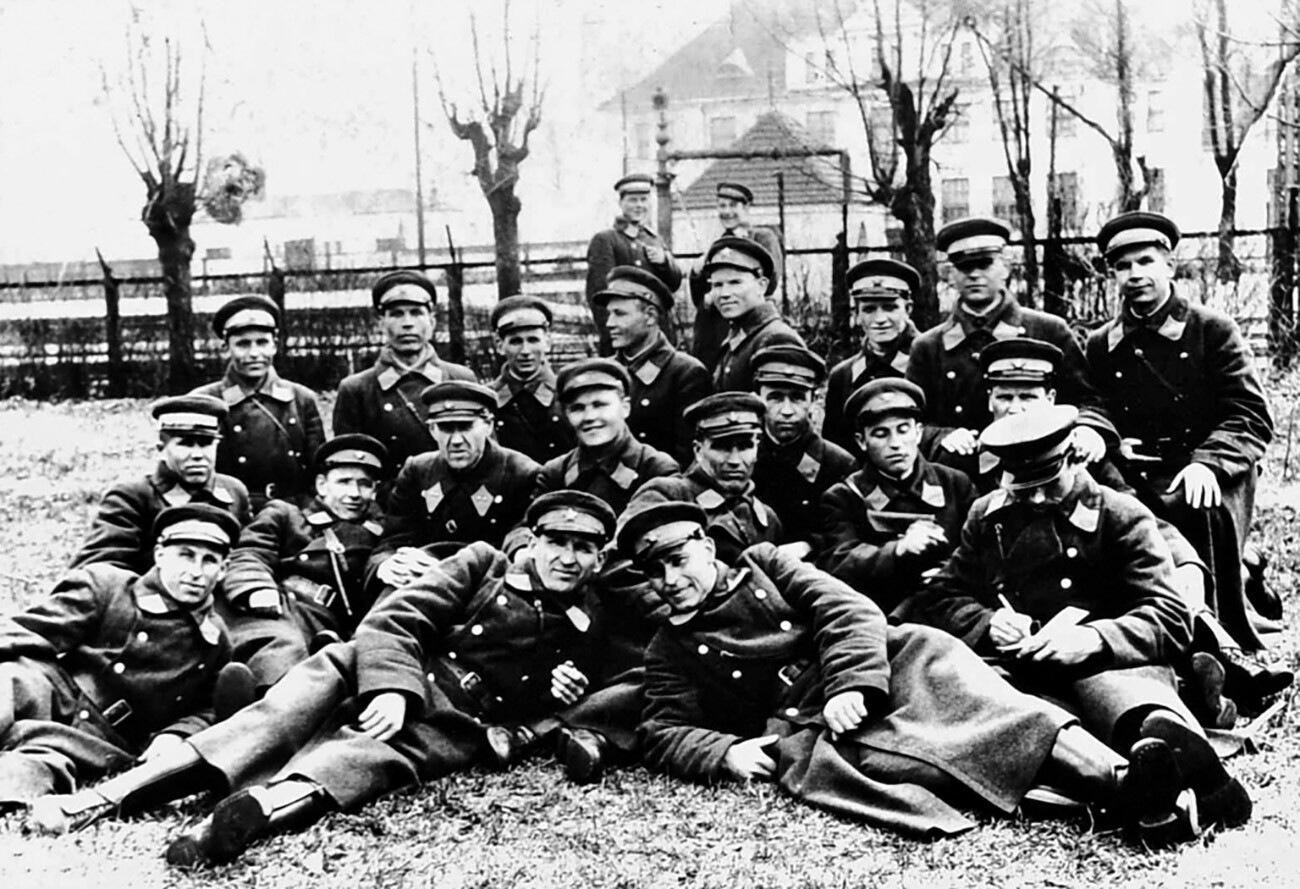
[815,0,962,329]
[434,0,545,299]
[102,18,262,393]
[1196,0,1300,280]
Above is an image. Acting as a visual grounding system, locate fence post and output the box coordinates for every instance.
[1271,188,1299,368]
[444,226,467,366]
[831,230,850,352]
[95,248,125,398]
[263,238,287,356]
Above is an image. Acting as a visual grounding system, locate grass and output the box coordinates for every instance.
[1,393,1298,889]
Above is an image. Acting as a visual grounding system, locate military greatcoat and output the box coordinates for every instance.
[905,471,1197,746]
[219,498,386,689]
[192,368,325,511]
[639,544,1072,838]
[488,367,574,465]
[822,326,916,455]
[1084,288,1273,650]
[688,226,785,372]
[713,303,806,394]
[70,465,251,575]
[178,543,634,811]
[333,347,478,479]
[629,465,784,564]
[0,565,228,801]
[617,332,713,467]
[753,428,856,544]
[817,456,976,612]
[586,219,683,355]
[532,431,679,517]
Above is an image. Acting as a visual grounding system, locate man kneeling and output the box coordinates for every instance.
[29,491,629,867]
[627,501,1203,842]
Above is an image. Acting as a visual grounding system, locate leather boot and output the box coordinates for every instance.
[165,778,328,868]
[1139,710,1252,830]
[213,663,258,722]
[485,724,538,769]
[27,742,208,835]
[555,728,608,785]
[1188,653,1239,730]
[1023,725,1123,819]
[1121,736,1199,848]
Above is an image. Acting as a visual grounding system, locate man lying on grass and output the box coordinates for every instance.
[626,500,1202,844]
[29,491,639,868]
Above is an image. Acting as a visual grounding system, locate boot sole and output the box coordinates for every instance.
[557,730,604,785]
[1140,712,1252,829]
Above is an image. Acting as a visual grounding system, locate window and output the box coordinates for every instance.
[283,239,315,271]
[992,176,1017,221]
[868,104,894,148]
[941,178,970,223]
[709,116,737,148]
[204,247,231,261]
[806,110,836,145]
[1146,90,1164,133]
[959,42,974,76]
[1054,172,1080,230]
[948,103,970,144]
[1054,90,1078,139]
[375,237,405,254]
[634,123,653,160]
[804,51,826,85]
[1147,168,1166,214]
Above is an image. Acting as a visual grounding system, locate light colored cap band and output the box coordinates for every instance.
[563,370,626,395]
[717,184,750,202]
[534,506,609,538]
[946,233,1006,258]
[753,361,819,388]
[855,391,922,419]
[495,307,550,332]
[322,449,384,470]
[634,520,705,561]
[158,518,233,549]
[1104,226,1173,256]
[850,275,912,298]
[707,246,762,274]
[999,442,1071,491]
[377,284,433,307]
[986,357,1055,380]
[427,399,493,420]
[158,413,222,434]
[223,308,278,331]
[602,278,659,302]
[619,181,652,195]
[695,410,763,435]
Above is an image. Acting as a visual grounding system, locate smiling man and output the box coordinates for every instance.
[823,258,920,455]
[333,271,477,481]
[29,493,635,863]
[586,174,683,356]
[217,434,390,692]
[487,295,574,464]
[0,503,239,809]
[70,395,251,574]
[192,295,325,511]
[1084,211,1273,655]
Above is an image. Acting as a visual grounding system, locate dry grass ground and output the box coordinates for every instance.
[0,392,1297,889]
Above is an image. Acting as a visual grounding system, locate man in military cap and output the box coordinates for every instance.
[1085,211,1273,655]
[824,258,920,455]
[487,294,574,464]
[907,216,1105,463]
[30,492,639,862]
[525,359,679,520]
[688,181,786,372]
[1,503,239,807]
[71,395,251,574]
[628,501,1189,843]
[586,174,683,355]
[626,392,785,563]
[218,434,390,692]
[595,265,712,465]
[818,379,975,612]
[370,381,539,591]
[749,345,856,545]
[192,294,325,512]
[907,405,1252,841]
[333,270,478,481]
[704,237,806,393]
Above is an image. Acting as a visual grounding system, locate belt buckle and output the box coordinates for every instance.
[264,482,277,499]
[460,671,483,693]
[102,700,133,726]
[777,664,800,687]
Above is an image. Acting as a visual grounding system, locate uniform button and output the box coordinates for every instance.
[112,662,126,674]
[233,425,243,433]
[137,631,149,643]
[521,674,530,682]
[972,352,981,362]
[497,595,509,606]
[78,709,90,720]
[384,404,394,412]
[427,672,436,682]
[697,644,709,655]
[299,554,310,562]
[779,620,793,632]
[448,651,458,660]
[552,417,560,423]
[641,399,650,407]
[471,625,484,635]
[1115,372,1123,379]
[801,500,809,507]
[754,589,767,600]
[175,695,183,702]
[1060,578,1073,589]
[494,495,503,503]
[954,406,963,414]
[1134,348,1144,357]
[946,371,956,379]
[1180,352,1189,359]
[784,707,799,718]
[1066,547,1078,558]
[731,669,743,679]
[238,456,248,464]
[289,417,297,425]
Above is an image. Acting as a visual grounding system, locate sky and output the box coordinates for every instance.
[0,0,735,264]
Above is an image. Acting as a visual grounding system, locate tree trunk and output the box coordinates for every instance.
[142,182,198,393]
[1217,167,1242,282]
[1269,186,1298,368]
[96,249,126,398]
[1042,193,1068,318]
[444,260,467,365]
[488,186,523,299]
[1014,180,1040,309]
[896,146,941,330]
[265,261,287,356]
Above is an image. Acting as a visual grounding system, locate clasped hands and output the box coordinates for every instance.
[989,608,1102,665]
[376,547,441,587]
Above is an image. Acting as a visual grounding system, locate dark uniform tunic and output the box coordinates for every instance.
[1084,289,1273,650]
[822,326,916,455]
[219,499,386,689]
[713,303,806,393]
[628,465,784,564]
[817,457,976,612]
[753,428,856,545]
[532,430,679,517]
[905,472,1197,746]
[333,347,478,479]
[0,565,228,801]
[70,465,251,575]
[616,332,713,467]
[192,368,325,511]
[688,226,785,372]
[178,544,634,811]
[907,298,1102,452]
[488,367,574,465]
[586,219,683,355]
[640,544,1071,838]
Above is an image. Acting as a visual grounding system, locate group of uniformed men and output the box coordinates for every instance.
[0,174,1287,864]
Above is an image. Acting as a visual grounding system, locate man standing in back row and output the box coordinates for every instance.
[704,238,804,393]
